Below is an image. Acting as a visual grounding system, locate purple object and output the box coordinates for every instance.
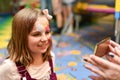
[87,7,115,14]
[15,59,57,80]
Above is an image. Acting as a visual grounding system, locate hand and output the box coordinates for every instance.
[88,75,105,80]
[105,40,120,65]
[84,55,120,80]
[109,40,120,49]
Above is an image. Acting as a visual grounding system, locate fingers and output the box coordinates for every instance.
[84,64,104,77]
[83,55,109,72]
[84,54,120,80]
[108,45,120,64]
[87,55,120,70]
[109,45,115,53]
[114,47,120,57]
[105,52,114,62]
[88,55,120,70]
[109,45,120,57]
[106,52,120,65]
[89,75,105,80]
[89,55,111,69]
[82,55,98,67]
[110,40,120,49]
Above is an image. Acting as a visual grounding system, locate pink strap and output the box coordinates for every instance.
[15,59,57,80]
[15,62,36,80]
[48,59,54,73]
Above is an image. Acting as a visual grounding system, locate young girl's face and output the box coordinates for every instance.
[28,16,51,55]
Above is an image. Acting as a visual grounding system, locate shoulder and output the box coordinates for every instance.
[0,59,14,72]
[0,59,20,79]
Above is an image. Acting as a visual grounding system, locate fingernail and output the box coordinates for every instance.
[83,58,88,62]
[108,52,114,58]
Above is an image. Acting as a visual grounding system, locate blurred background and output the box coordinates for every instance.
[0,0,116,80]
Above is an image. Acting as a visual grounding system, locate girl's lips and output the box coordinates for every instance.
[38,45,48,50]
[38,42,48,46]
[38,43,48,47]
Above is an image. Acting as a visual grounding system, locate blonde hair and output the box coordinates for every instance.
[7,8,52,66]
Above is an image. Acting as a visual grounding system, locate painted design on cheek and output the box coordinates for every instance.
[48,36,52,43]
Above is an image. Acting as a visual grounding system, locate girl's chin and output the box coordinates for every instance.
[40,46,48,50]
[39,48,48,53]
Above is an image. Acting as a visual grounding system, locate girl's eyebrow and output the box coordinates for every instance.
[33,30,40,33]
[30,31,40,35]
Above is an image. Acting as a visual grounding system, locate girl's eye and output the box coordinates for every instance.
[32,32,41,36]
[45,31,50,34]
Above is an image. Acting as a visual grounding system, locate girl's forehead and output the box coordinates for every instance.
[33,17,49,31]
[33,24,50,32]
[35,17,49,27]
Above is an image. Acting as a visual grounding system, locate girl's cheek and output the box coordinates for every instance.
[47,35,52,43]
[47,33,52,39]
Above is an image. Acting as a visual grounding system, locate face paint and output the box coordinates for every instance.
[48,36,52,43]
[36,24,45,32]
[46,25,51,44]
[46,25,51,42]
[45,26,50,31]
[35,23,51,42]
[36,24,50,32]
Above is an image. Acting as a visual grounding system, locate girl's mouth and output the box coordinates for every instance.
[38,43,48,47]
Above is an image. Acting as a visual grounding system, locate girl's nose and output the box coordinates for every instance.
[40,34,47,41]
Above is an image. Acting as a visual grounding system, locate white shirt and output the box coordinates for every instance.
[0,52,55,80]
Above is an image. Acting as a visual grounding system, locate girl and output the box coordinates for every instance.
[0,8,57,80]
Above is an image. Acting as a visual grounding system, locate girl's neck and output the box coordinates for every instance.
[31,53,44,66]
